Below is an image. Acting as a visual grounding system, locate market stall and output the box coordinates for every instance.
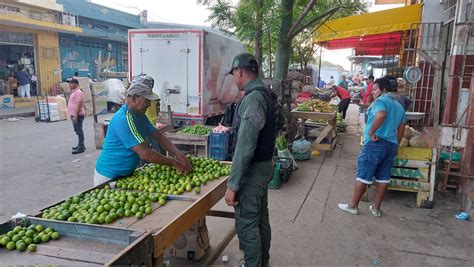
[312,4,443,207]
[291,99,338,156]
[0,157,234,265]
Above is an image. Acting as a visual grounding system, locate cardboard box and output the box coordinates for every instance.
[94,95,108,115]
[36,102,67,121]
[170,217,210,261]
[76,77,90,90]
[0,95,14,109]
[84,99,94,116]
[92,82,107,96]
[82,86,92,103]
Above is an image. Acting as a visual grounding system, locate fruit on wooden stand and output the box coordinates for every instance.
[39,156,229,226]
[116,156,230,196]
[41,188,165,225]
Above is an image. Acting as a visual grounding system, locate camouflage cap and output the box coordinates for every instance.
[126,82,159,100]
[228,53,259,75]
[131,74,154,89]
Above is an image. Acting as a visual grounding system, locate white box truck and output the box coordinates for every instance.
[128,28,246,125]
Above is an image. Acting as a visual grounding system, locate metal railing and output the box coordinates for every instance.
[0,4,78,27]
[442,0,457,20]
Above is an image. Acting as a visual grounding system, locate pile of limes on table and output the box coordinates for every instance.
[41,188,167,224]
[0,224,59,252]
[115,156,231,195]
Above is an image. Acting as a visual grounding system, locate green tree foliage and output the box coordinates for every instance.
[199,0,366,79]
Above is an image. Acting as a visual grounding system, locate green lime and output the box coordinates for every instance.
[6,231,15,238]
[104,215,114,224]
[135,212,143,219]
[33,236,41,244]
[45,227,54,234]
[24,237,33,245]
[27,244,37,252]
[145,207,153,215]
[158,198,166,206]
[195,187,201,194]
[6,241,15,250]
[13,226,22,233]
[1,236,11,246]
[16,242,27,251]
[41,234,50,243]
[12,235,21,242]
[25,230,35,238]
[51,232,60,240]
[35,225,45,233]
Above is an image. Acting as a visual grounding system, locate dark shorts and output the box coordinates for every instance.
[357,138,398,184]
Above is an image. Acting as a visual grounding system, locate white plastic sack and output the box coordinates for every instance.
[104,78,126,104]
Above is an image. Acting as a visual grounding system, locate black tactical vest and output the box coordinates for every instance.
[230,86,277,162]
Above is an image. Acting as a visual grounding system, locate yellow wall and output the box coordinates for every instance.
[36,32,61,94]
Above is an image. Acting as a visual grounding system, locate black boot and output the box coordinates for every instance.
[72,147,85,154]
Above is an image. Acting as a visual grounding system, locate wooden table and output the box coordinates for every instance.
[28,172,234,266]
[291,110,337,156]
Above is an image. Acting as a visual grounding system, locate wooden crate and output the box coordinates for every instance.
[366,147,433,207]
[165,126,213,157]
[390,147,432,207]
[291,110,337,156]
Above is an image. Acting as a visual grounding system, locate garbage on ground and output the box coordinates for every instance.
[7,117,24,122]
[455,211,469,221]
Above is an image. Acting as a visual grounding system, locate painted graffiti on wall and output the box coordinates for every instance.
[62,51,90,71]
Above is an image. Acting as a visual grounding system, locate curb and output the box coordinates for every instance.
[0,111,35,120]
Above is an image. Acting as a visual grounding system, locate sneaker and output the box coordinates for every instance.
[338,203,359,215]
[369,205,381,217]
[72,146,86,151]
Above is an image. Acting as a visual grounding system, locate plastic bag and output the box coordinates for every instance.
[409,135,429,148]
[291,139,312,161]
[400,137,409,147]
[278,149,298,170]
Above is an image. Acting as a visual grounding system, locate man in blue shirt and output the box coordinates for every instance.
[338,78,406,217]
[94,83,192,185]
[317,76,326,88]
[16,67,31,100]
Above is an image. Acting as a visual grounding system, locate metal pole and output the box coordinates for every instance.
[318,46,322,85]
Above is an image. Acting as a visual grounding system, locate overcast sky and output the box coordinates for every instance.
[91,1,404,71]
[92,0,213,26]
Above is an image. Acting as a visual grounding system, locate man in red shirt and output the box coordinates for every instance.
[67,79,86,154]
[331,85,351,119]
[362,75,375,108]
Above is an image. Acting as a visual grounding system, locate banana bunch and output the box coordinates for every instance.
[296,99,335,113]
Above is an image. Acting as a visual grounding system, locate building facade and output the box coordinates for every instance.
[56,0,146,81]
[0,0,81,95]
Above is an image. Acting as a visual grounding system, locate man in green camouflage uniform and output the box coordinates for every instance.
[225,53,277,267]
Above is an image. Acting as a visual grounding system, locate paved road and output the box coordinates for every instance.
[0,115,111,221]
[1,106,473,266]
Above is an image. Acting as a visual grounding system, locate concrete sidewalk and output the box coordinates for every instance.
[200,105,474,266]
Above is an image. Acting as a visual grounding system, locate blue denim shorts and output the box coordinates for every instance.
[357,138,398,184]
